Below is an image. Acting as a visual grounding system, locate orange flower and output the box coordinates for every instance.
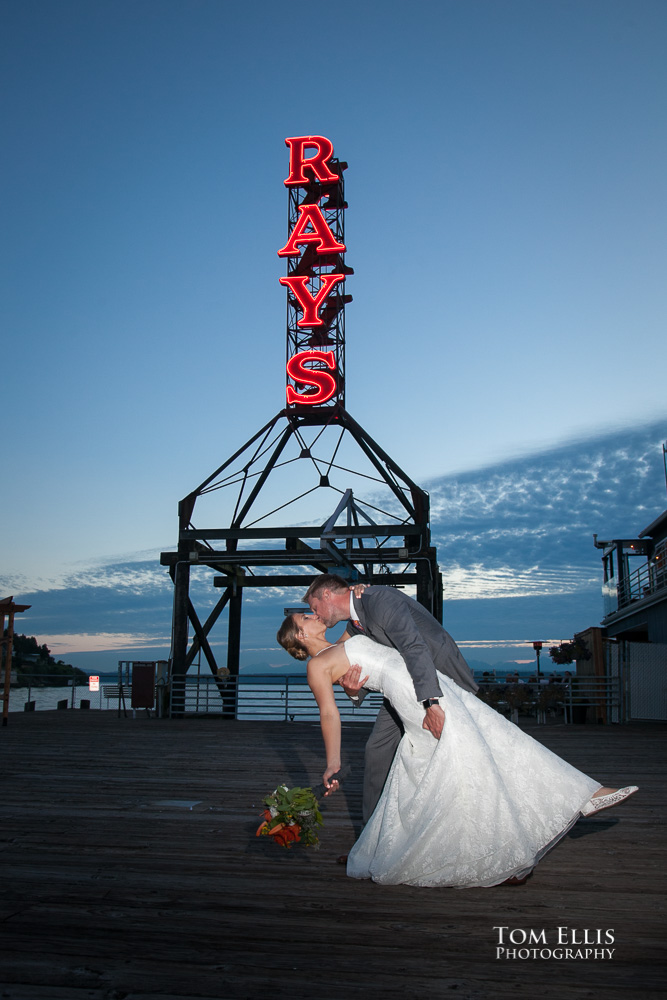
[272,824,301,847]
[255,809,277,836]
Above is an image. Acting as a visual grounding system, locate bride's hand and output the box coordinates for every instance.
[349,583,367,598]
[323,764,341,796]
[422,704,445,739]
[338,664,369,698]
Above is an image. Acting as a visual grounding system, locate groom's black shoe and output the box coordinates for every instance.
[336,854,348,865]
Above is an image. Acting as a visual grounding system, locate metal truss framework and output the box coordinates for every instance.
[160,403,443,700]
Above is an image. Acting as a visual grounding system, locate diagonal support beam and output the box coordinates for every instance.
[185,589,231,672]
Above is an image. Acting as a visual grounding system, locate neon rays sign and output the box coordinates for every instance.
[279,136,351,407]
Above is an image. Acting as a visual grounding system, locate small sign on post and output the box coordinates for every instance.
[89,675,100,692]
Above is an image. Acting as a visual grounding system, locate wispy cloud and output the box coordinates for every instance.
[0,550,171,595]
[40,632,171,655]
[426,421,666,604]
[440,562,598,600]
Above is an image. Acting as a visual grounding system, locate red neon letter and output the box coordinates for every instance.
[284,136,339,186]
[286,350,337,405]
[279,273,345,327]
[277,204,346,257]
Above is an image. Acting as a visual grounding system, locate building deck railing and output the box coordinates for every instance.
[617,559,667,608]
[477,676,623,724]
[605,541,667,616]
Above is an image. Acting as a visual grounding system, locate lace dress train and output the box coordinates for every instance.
[343,636,600,887]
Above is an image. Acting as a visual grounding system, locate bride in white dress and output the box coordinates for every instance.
[277,613,638,888]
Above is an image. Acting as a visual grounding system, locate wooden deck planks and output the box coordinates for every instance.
[0,711,664,1000]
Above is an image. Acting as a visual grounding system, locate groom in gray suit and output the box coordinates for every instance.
[304,573,478,824]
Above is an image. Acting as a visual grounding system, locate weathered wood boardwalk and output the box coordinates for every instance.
[0,712,664,1000]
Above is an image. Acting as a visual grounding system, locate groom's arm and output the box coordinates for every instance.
[365,589,445,739]
[338,663,370,704]
[364,588,443,704]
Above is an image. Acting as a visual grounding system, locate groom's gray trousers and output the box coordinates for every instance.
[363,699,404,825]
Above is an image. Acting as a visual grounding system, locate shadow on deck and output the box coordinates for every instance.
[0,712,664,999]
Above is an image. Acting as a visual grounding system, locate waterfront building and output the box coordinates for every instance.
[581,507,667,722]
[594,508,667,644]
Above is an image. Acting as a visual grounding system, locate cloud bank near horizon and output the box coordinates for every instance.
[4,420,665,665]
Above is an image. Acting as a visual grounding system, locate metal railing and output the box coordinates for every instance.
[7,672,625,725]
[605,542,667,615]
[617,559,667,609]
[167,674,384,721]
[476,677,623,725]
[5,671,383,718]
[561,676,623,724]
[7,674,107,712]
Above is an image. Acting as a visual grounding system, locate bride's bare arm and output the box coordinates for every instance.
[307,660,342,795]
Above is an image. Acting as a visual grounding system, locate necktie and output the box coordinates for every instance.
[352,619,365,631]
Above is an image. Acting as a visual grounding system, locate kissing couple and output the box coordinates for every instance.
[277,573,638,888]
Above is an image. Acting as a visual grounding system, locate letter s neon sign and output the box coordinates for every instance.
[285,350,337,406]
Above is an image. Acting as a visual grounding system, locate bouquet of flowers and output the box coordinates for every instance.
[255,784,323,848]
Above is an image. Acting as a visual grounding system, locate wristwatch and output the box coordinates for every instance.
[422,698,440,710]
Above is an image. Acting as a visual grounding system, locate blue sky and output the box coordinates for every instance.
[1,1,666,669]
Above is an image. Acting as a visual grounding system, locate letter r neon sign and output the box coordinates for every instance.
[284,136,339,186]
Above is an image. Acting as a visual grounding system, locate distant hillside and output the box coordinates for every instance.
[8,634,88,687]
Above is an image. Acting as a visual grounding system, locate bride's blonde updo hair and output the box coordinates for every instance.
[277,615,308,661]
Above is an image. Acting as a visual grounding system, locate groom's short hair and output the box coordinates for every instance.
[303,573,350,603]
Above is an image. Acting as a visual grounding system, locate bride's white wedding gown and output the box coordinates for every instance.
[343,636,601,887]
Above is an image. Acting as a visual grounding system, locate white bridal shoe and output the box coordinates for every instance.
[581,786,638,817]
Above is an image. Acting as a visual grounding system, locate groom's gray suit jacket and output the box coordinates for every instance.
[347,586,478,702]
